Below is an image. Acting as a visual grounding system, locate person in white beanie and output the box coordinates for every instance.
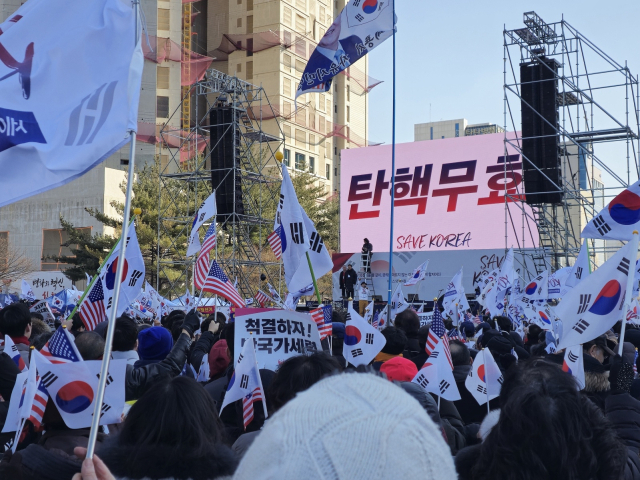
[232,372,457,480]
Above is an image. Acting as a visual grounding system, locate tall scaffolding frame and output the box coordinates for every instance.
[503,12,640,278]
[157,69,284,300]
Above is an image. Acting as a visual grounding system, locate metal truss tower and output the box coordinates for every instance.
[503,11,639,277]
[157,69,284,300]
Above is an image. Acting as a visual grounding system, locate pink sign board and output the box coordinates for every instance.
[340,133,539,252]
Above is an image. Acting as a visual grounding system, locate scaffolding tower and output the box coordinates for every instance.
[503,11,640,278]
[157,69,284,300]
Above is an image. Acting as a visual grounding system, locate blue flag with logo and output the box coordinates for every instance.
[296,0,396,99]
[0,0,143,207]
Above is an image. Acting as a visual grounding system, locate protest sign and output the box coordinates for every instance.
[418,312,434,327]
[234,309,322,371]
[30,300,56,325]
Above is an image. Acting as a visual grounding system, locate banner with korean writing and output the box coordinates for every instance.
[340,132,539,252]
[234,309,322,371]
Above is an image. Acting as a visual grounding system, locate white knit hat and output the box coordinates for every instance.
[232,373,457,480]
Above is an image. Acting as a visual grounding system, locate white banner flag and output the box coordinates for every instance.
[565,240,590,289]
[412,337,460,401]
[582,181,640,241]
[464,348,503,406]
[186,192,217,257]
[345,304,386,366]
[0,0,143,207]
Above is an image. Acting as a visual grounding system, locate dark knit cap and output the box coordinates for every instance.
[138,327,173,361]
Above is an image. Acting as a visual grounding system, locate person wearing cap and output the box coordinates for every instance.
[379,356,418,382]
[584,334,617,364]
[358,281,369,316]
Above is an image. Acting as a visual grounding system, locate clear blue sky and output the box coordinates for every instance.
[367,0,640,174]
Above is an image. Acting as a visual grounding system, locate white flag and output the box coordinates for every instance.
[276,166,333,292]
[465,348,503,406]
[404,260,429,286]
[632,259,640,297]
[522,270,549,302]
[219,338,268,420]
[31,352,126,429]
[363,300,374,323]
[562,344,585,390]
[186,192,217,257]
[443,268,464,312]
[549,267,571,298]
[345,304,386,366]
[0,0,143,207]
[21,280,35,301]
[565,240,590,289]
[101,224,145,318]
[555,236,639,350]
[495,248,514,293]
[582,181,640,241]
[1,371,30,432]
[412,337,460,401]
[197,353,210,382]
[390,283,409,320]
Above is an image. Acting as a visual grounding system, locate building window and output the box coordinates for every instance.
[283,30,291,45]
[346,85,350,102]
[158,8,170,31]
[319,116,326,133]
[295,59,305,74]
[309,157,315,173]
[247,38,253,56]
[247,15,253,33]
[295,128,305,146]
[319,5,325,23]
[157,96,169,118]
[442,136,444,139]
[283,124,291,139]
[283,54,292,73]
[296,0,305,10]
[295,152,305,170]
[160,154,169,171]
[295,37,305,56]
[295,109,306,127]
[41,228,91,271]
[334,167,337,176]
[236,63,242,73]
[283,77,292,97]
[237,17,242,28]
[455,123,459,137]
[309,134,316,149]
[247,0,253,10]
[283,101,292,117]
[430,126,433,140]
[334,104,337,114]
[246,61,253,79]
[295,14,305,33]
[0,232,8,270]
[284,7,292,26]
[283,149,291,167]
[325,163,331,179]
[157,66,170,89]
[346,106,350,122]
[120,159,129,166]
[237,0,241,4]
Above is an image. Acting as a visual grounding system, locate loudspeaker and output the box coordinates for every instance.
[520,58,563,204]
[210,107,244,222]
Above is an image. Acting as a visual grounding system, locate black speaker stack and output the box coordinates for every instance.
[520,57,563,205]
[209,107,244,223]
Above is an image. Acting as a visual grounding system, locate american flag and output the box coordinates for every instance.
[78,279,106,331]
[254,290,271,308]
[448,328,461,340]
[267,226,283,260]
[426,304,453,369]
[372,310,379,329]
[310,305,332,340]
[194,223,217,290]
[30,327,83,428]
[242,387,263,428]
[202,260,245,308]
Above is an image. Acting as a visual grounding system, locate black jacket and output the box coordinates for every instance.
[125,332,192,401]
[452,363,498,425]
[402,335,421,360]
[605,392,640,480]
[99,438,237,480]
[190,331,219,371]
[339,271,346,289]
[344,269,358,288]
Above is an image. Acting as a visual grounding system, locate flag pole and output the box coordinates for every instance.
[386,0,397,321]
[86,2,140,460]
[305,251,322,304]
[67,215,137,320]
[483,349,491,416]
[618,231,639,355]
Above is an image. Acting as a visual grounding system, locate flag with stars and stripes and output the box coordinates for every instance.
[202,260,245,308]
[254,290,272,308]
[194,222,217,290]
[78,280,106,331]
[426,304,452,370]
[267,226,283,260]
[310,305,332,340]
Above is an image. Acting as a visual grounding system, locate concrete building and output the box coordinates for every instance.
[414,118,505,142]
[0,0,184,279]
[206,0,369,194]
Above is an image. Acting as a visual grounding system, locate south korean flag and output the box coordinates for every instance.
[554,236,638,350]
[411,336,460,401]
[31,351,126,429]
[582,180,640,241]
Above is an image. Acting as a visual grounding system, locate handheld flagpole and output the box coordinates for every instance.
[306,252,323,304]
[618,231,639,355]
[67,214,137,320]
[483,349,491,415]
[386,0,397,321]
[86,2,140,459]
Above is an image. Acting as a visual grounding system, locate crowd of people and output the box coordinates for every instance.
[0,301,640,479]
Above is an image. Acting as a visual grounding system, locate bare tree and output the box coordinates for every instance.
[0,237,36,285]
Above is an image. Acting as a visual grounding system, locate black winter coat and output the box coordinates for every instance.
[344,269,358,288]
[452,364,498,425]
[605,392,640,480]
[125,332,192,401]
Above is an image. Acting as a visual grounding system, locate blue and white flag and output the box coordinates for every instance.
[296,0,396,99]
[0,0,143,207]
